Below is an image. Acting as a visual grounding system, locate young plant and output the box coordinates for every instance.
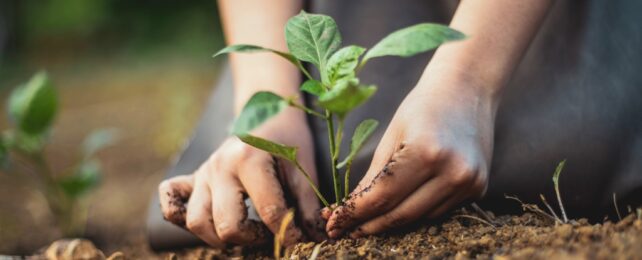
[0,72,117,236]
[214,11,465,207]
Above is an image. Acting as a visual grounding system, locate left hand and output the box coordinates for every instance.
[323,72,497,238]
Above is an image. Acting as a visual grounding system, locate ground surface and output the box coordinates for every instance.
[37,209,642,259]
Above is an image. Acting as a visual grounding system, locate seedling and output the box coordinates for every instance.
[214,11,465,207]
[0,72,117,236]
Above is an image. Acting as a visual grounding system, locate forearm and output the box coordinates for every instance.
[418,0,553,99]
[218,0,303,114]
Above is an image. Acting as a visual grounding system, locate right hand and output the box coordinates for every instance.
[158,109,323,247]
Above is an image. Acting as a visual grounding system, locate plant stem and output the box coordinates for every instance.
[288,99,326,119]
[325,111,341,204]
[344,161,352,199]
[295,60,314,81]
[293,161,330,207]
[553,160,568,223]
[334,120,345,158]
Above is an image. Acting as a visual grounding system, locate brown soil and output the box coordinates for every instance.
[163,210,641,260]
[38,208,640,260]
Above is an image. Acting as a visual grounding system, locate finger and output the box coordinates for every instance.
[185,173,224,247]
[326,142,440,238]
[350,161,484,238]
[210,173,269,245]
[320,206,334,221]
[159,175,194,227]
[349,175,456,238]
[425,170,487,219]
[238,156,303,246]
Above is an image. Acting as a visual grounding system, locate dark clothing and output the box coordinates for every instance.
[146,0,642,250]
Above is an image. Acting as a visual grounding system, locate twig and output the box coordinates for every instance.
[505,194,557,222]
[454,215,497,229]
[471,202,497,225]
[540,194,562,224]
[552,160,569,223]
[613,193,622,221]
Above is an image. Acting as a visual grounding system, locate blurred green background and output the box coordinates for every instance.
[0,0,225,255]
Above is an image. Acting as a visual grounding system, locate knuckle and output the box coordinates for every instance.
[216,222,242,243]
[258,205,286,229]
[185,217,208,234]
[473,173,489,198]
[419,145,451,165]
[448,168,476,187]
[368,195,395,213]
[158,179,172,193]
[381,211,408,229]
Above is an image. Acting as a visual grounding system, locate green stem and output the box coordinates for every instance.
[325,111,341,204]
[334,120,345,158]
[344,161,352,200]
[356,58,369,73]
[31,152,77,236]
[295,60,314,81]
[293,161,330,208]
[288,99,326,119]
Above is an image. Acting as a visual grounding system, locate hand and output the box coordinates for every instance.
[159,109,323,247]
[323,73,496,238]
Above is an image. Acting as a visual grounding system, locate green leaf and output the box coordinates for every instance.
[83,128,119,159]
[285,11,341,83]
[214,44,298,63]
[326,45,365,83]
[338,119,379,168]
[8,72,58,135]
[362,23,465,64]
[232,92,288,135]
[237,134,298,163]
[300,79,324,96]
[3,130,46,154]
[318,79,377,119]
[58,160,101,198]
[552,159,566,185]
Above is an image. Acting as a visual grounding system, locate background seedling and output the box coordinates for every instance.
[552,160,568,223]
[214,11,464,206]
[0,72,117,236]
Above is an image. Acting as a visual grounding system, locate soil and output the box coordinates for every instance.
[34,207,642,259]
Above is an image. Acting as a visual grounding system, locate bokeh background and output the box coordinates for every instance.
[0,0,224,255]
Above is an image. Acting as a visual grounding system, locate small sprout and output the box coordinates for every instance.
[2,72,115,236]
[215,11,464,206]
[274,209,295,260]
[552,159,568,223]
[613,193,622,221]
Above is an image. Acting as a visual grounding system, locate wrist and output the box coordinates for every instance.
[415,64,503,107]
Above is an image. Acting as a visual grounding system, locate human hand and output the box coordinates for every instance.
[323,72,496,238]
[159,109,323,247]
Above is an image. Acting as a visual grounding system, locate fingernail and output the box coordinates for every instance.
[328,229,340,239]
[320,208,331,220]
